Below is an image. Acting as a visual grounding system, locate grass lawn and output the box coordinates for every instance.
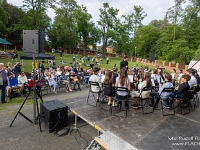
[1,51,142,72]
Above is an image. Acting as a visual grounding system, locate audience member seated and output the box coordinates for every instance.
[115,67,131,107]
[56,67,62,76]
[7,72,23,98]
[71,74,81,91]
[149,73,174,108]
[130,72,152,109]
[59,72,72,92]
[45,72,58,94]
[18,71,28,94]
[27,76,41,95]
[83,68,90,87]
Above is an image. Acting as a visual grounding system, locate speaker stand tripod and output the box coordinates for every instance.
[70,114,80,134]
[9,87,43,132]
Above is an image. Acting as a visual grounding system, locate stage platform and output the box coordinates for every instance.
[61,95,200,150]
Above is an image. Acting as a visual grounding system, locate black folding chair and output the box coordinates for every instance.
[139,87,153,115]
[160,87,175,116]
[86,81,103,107]
[175,87,192,115]
[112,87,129,118]
[99,83,113,112]
[190,86,199,110]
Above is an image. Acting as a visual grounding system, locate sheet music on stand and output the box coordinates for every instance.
[128,75,133,83]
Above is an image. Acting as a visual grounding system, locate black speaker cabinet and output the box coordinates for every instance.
[23,30,44,54]
[40,100,68,133]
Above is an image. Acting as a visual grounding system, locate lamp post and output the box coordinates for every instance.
[135,47,136,60]
[135,47,137,65]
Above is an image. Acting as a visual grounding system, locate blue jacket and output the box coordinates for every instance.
[9,77,18,87]
[59,75,68,82]
[159,81,174,100]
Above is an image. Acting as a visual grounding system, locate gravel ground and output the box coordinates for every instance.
[0,85,98,150]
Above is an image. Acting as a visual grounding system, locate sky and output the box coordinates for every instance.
[6,0,176,25]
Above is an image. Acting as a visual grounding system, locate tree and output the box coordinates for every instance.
[132,5,147,35]
[0,1,8,38]
[22,0,54,29]
[133,25,160,59]
[166,0,186,41]
[98,3,119,57]
[48,0,78,50]
[109,19,129,54]
[73,5,98,56]
[193,45,200,60]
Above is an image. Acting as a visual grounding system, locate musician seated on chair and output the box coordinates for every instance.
[115,67,131,107]
[89,67,102,102]
[103,70,115,106]
[130,72,152,109]
[169,74,191,107]
[150,73,173,109]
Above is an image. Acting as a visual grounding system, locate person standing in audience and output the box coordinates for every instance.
[0,63,8,103]
[106,56,109,64]
[120,56,129,70]
[115,67,131,107]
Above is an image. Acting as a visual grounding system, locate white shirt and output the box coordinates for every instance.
[115,77,130,96]
[18,75,28,84]
[89,74,102,92]
[188,76,197,89]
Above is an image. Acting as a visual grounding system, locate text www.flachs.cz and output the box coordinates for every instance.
[172,142,200,146]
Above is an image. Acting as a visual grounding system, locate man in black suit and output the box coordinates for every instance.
[120,56,129,70]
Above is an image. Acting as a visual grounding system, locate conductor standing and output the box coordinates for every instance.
[120,56,129,70]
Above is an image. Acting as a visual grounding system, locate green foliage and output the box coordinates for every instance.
[193,45,200,60]
[0,3,8,38]
[1,0,200,65]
